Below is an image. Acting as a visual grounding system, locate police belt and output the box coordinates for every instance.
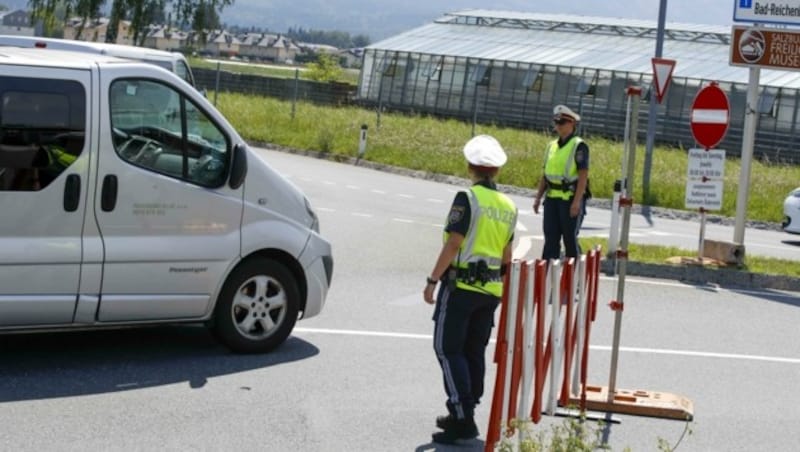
[452,267,502,283]
[546,180,577,191]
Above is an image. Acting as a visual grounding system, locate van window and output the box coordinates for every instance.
[0,77,86,191]
[109,79,229,188]
[175,60,194,86]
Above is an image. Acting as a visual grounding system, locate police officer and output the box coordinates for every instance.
[533,104,590,260]
[423,135,517,445]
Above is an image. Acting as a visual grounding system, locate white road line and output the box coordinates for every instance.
[322,181,336,185]
[351,213,372,218]
[393,218,414,223]
[346,185,360,190]
[316,207,336,212]
[397,194,414,199]
[516,222,529,232]
[426,198,445,203]
[371,189,387,195]
[294,327,800,364]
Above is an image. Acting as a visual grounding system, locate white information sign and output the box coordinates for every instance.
[685,148,726,210]
[734,0,800,26]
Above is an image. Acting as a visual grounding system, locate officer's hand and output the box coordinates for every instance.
[570,201,580,218]
[423,283,436,304]
[533,197,541,214]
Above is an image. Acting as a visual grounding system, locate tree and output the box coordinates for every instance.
[306,52,342,82]
[172,0,233,45]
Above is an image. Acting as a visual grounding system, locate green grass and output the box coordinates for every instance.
[212,92,799,225]
[579,237,800,278]
[189,57,361,84]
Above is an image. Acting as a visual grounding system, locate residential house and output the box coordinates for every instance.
[144,25,189,51]
[63,17,133,45]
[0,9,37,36]
[237,33,301,63]
[204,30,240,57]
[338,48,363,68]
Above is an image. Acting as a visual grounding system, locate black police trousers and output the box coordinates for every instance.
[541,195,586,260]
[432,283,499,420]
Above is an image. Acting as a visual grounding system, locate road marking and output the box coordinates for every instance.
[351,212,372,218]
[371,189,387,195]
[322,181,336,185]
[426,198,445,203]
[346,185,360,190]
[397,194,414,199]
[316,207,336,212]
[294,327,800,364]
[393,218,414,223]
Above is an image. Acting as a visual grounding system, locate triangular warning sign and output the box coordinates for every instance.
[652,58,676,104]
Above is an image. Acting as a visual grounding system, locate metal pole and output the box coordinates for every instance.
[213,61,221,107]
[698,208,706,261]
[291,68,299,120]
[471,83,479,137]
[608,87,641,400]
[733,66,761,245]
[642,0,668,204]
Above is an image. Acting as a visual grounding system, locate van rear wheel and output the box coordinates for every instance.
[213,258,299,353]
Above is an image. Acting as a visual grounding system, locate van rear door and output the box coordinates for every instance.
[0,69,93,326]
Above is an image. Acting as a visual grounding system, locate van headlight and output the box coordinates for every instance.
[305,197,319,233]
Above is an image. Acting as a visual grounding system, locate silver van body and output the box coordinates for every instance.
[0,47,332,353]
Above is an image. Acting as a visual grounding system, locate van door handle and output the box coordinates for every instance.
[101,175,118,212]
[63,174,81,212]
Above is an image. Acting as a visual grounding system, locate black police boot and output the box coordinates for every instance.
[431,417,479,444]
[435,413,454,430]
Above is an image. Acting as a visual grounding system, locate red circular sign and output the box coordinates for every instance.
[690,83,730,149]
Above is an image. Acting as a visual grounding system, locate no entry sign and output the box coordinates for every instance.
[690,83,730,149]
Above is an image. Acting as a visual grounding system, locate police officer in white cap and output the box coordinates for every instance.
[423,134,518,444]
[533,104,590,260]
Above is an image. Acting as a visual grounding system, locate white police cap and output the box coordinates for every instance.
[463,134,507,168]
[553,104,580,122]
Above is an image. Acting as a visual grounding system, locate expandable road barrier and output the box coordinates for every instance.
[485,247,601,451]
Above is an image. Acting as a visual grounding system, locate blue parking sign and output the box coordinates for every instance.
[739,0,752,7]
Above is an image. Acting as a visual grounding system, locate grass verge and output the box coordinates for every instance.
[579,237,800,278]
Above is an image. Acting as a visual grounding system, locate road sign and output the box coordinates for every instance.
[690,83,730,149]
[685,148,726,210]
[651,58,676,104]
[730,25,800,71]
[734,0,800,26]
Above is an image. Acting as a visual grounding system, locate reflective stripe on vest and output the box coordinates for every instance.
[544,136,582,200]
[444,185,517,297]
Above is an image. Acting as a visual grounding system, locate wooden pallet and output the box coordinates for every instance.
[568,385,694,421]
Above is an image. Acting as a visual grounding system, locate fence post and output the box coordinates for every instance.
[213,61,221,107]
[291,69,299,120]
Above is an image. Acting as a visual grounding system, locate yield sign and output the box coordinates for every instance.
[690,82,730,149]
[651,58,676,103]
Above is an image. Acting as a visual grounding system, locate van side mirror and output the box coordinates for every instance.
[229,144,247,189]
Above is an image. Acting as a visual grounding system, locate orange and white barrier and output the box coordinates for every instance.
[485,247,601,451]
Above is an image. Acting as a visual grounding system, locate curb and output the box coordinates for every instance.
[600,259,800,292]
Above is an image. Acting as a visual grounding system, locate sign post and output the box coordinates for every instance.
[687,82,730,261]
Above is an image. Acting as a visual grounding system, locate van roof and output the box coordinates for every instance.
[0,45,150,70]
[0,35,181,59]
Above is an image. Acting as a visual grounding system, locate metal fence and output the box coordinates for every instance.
[194,63,800,164]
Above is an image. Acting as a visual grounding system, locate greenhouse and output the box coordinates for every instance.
[359,10,800,162]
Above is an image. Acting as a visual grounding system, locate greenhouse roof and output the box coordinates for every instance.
[367,9,800,89]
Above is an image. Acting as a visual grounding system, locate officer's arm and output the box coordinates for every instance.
[502,242,512,269]
[428,233,465,282]
[573,169,588,204]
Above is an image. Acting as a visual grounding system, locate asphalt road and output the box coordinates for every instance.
[1,148,798,451]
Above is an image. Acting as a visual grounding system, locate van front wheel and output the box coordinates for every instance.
[213,258,300,353]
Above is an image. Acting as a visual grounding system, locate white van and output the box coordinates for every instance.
[0,47,333,353]
[0,35,196,87]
